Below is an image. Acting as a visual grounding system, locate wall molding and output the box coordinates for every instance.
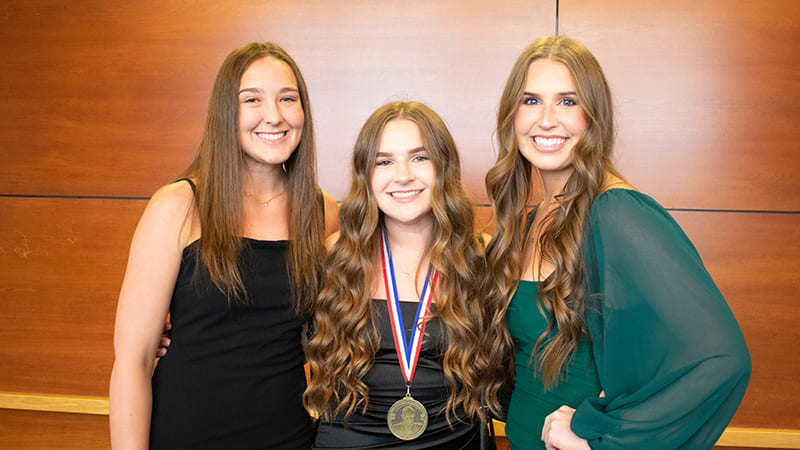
[715,427,800,448]
[1,392,797,448]
[489,419,800,449]
[0,391,108,415]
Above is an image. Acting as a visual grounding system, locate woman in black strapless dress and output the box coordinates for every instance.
[110,42,338,449]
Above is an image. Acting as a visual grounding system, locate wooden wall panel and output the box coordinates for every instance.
[2,0,798,447]
[0,0,556,201]
[474,205,496,236]
[674,210,800,429]
[0,197,145,396]
[0,409,109,449]
[559,0,800,211]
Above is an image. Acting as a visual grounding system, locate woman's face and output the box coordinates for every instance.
[237,56,304,167]
[513,59,587,177]
[370,119,436,230]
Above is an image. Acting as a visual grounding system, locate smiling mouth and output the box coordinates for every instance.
[390,189,423,199]
[256,131,288,141]
[533,136,567,147]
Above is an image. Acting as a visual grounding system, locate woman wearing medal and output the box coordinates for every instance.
[304,101,502,448]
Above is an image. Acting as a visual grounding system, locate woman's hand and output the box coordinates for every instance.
[542,405,590,450]
[156,321,171,358]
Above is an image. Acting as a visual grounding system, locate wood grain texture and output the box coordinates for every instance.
[0,197,145,396]
[0,409,110,449]
[674,210,800,429]
[491,420,800,448]
[715,428,800,448]
[559,0,800,211]
[1,0,797,446]
[0,0,556,201]
[0,391,109,415]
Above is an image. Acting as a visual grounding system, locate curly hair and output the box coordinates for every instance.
[304,101,500,423]
[179,42,325,314]
[485,36,623,388]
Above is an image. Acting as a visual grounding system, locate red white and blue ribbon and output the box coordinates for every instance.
[380,227,438,383]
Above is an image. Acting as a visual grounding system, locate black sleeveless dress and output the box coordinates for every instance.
[313,300,481,449]
[150,238,313,449]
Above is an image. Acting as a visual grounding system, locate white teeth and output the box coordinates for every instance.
[256,131,286,141]
[534,137,566,147]
[390,190,422,198]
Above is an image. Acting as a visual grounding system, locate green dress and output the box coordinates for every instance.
[505,281,601,450]
[508,189,751,449]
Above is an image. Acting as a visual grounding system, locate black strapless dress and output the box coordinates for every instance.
[150,239,313,449]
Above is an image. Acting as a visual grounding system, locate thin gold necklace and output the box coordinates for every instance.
[395,260,416,277]
[392,252,419,277]
[244,187,287,207]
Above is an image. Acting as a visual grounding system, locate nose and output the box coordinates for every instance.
[261,100,283,125]
[394,160,414,183]
[539,103,556,129]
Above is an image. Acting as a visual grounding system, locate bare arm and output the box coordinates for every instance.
[109,182,195,449]
[321,190,340,238]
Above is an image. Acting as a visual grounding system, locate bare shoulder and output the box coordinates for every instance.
[114,181,196,359]
[137,180,198,248]
[149,179,195,210]
[601,174,636,193]
[325,231,340,250]
[321,189,340,237]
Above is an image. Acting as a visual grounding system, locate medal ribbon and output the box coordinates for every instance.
[380,227,438,383]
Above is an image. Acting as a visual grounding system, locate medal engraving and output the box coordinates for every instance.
[387,394,427,440]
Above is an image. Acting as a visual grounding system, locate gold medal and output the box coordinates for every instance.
[380,228,437,442]
[387,393,428,441]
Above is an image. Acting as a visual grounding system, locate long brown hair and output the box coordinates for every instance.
[179,42,324,314]
[304,101,499,422]
[485,36,622,388]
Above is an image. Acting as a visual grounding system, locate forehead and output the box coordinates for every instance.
[378,119,424,153]
[239,56,298,90]
[523,58,577,92]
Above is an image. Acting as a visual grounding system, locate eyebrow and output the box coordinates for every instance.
[522,91,578,97]
[376,146,426,157]
[238,86,299,95]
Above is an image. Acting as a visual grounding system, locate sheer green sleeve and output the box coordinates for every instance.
[570,189,750,449]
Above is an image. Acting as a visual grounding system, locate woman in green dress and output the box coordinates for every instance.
[483,36,751,449]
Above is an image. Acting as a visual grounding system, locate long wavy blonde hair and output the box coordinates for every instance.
[304,101,500,422]
[179,42,325,314]
[485,36,623,389]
